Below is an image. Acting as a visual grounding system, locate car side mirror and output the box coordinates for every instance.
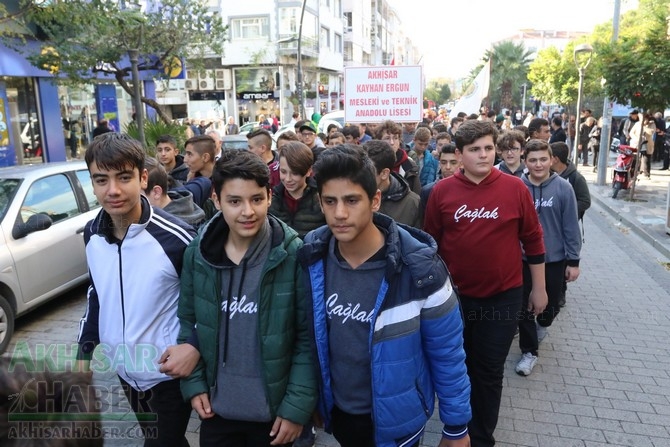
[13,213,53,239]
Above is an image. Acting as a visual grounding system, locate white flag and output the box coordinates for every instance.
[449,61,490,118]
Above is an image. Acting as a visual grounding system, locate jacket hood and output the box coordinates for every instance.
[301,212,438,284]
[559,161,577,179]
[453,166,502,187]
[382,172,411,202]
[197,212,297,268]
[394,148,409,170]
[165,190,206,225]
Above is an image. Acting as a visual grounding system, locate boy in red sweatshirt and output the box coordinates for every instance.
[424,120,547,447]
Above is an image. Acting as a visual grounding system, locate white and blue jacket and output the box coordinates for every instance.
[77,196,195,391]
[299,213,471,447]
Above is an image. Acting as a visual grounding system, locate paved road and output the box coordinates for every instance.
[4,199,670,446]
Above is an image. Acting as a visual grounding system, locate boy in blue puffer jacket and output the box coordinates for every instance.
[299,144,471,447]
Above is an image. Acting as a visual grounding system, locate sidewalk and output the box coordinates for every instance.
[578,153,670,259]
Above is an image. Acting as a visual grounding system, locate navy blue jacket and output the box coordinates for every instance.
[299,213,471,446]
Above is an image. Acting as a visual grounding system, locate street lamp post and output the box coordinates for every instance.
[128,49,145,148]
[277,36,299,124]
[572,43,593,166]
[597,0,621,186]
[296,0,307,120]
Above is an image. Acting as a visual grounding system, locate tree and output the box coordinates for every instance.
[424,79,452,106]
[485,41,533,111]
[5,0,227,123]
[598,0,670,112]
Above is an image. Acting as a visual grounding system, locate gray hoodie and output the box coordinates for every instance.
[164,190,206,227]
[521,172,581,265]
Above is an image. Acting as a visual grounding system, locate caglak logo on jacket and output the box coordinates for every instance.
[454,204,499,223]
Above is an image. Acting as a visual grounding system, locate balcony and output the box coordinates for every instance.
[277,34,320,59]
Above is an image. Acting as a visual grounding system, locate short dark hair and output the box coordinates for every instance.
[435,132,452,143]
[156,134,177,147]
[294,119,308,130]
[375,120,401,140]
[524,139,552,158]
[184,135,216,158]
[342,125,361,139]
[327,123,340,133]
[450,117,464,127]
[246,128,273,148]
[363,140,396,174]
[528,118,549,136]
[313,144,378,200]
[550,141,569,164]
[279,141,313,177]
[551,116,562,128]
[433,123,448,133]
[211,149,270,197]
[328,131,345,143]
[144,157,169,194]
[440,143,457,155]
[85,132,145,173]
[454,120,499,151]
[276,130,300,144]
[497,129,526,151]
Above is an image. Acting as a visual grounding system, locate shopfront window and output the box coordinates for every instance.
[58,85,97,159]
[3,76,43,165]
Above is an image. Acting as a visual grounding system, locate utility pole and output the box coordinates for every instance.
[597,0,621,186]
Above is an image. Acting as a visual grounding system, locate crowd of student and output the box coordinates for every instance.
[57,107,594,447]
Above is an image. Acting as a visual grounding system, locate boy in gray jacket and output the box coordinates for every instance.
[516,139,582,376]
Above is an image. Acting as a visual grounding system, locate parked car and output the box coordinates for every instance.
[221,135,249,151]
[238,121,259,136]
[0,161,100,353]
[317,110,345,134]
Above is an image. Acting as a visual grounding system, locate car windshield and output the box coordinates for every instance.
[0,178,22,221]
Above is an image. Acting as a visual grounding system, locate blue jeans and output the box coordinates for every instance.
[459,287,523,447]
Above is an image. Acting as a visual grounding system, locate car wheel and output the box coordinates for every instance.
[0,295,15,354]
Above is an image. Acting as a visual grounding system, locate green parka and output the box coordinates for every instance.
[177,213,317,425]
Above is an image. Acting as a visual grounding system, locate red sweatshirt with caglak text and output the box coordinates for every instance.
[424,169,545,298]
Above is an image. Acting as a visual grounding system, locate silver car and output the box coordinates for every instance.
[0,161,100,353]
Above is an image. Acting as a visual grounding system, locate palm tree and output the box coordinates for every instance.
[485,41,534,111]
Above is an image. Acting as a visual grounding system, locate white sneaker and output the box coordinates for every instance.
[515,352,538,376]
[536,323,548,343]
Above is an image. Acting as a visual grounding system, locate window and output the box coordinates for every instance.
[344,12,352,30]
[230,17,270,40]
[279,7,298,34]
[334,33,342,53]
[76,170,99,209]
[320,26,330,49]
[21,174,79,224]
[334,0,342,16]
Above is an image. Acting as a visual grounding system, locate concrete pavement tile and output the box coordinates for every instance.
[532,410,578,426]
[602,430,656,446]
[568,394,612,408]
[620,421,669,437]
[493,428,539,446]
[557,425,607,442]
[593,407,641,422]
[513,419,559,436]
[537,435,586,446]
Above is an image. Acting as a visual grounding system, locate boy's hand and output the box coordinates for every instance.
[438,435,470,447]
[191,393,214,419]
[565,266,580,282]
[269,417,302,445]
[158,344,200,378]
[528,288,548,316]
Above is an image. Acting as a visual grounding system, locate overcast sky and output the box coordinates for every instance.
[390,0,637,80]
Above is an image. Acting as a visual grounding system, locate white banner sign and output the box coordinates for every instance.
[344,66,423,123]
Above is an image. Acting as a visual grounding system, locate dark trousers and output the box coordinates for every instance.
[518,261,565,356]
[119,376,191,447]
[331,406,375,447]
[199,415,282,447]
[459,287,523,447]
[640,151,652,176]
[663,144,670,169]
